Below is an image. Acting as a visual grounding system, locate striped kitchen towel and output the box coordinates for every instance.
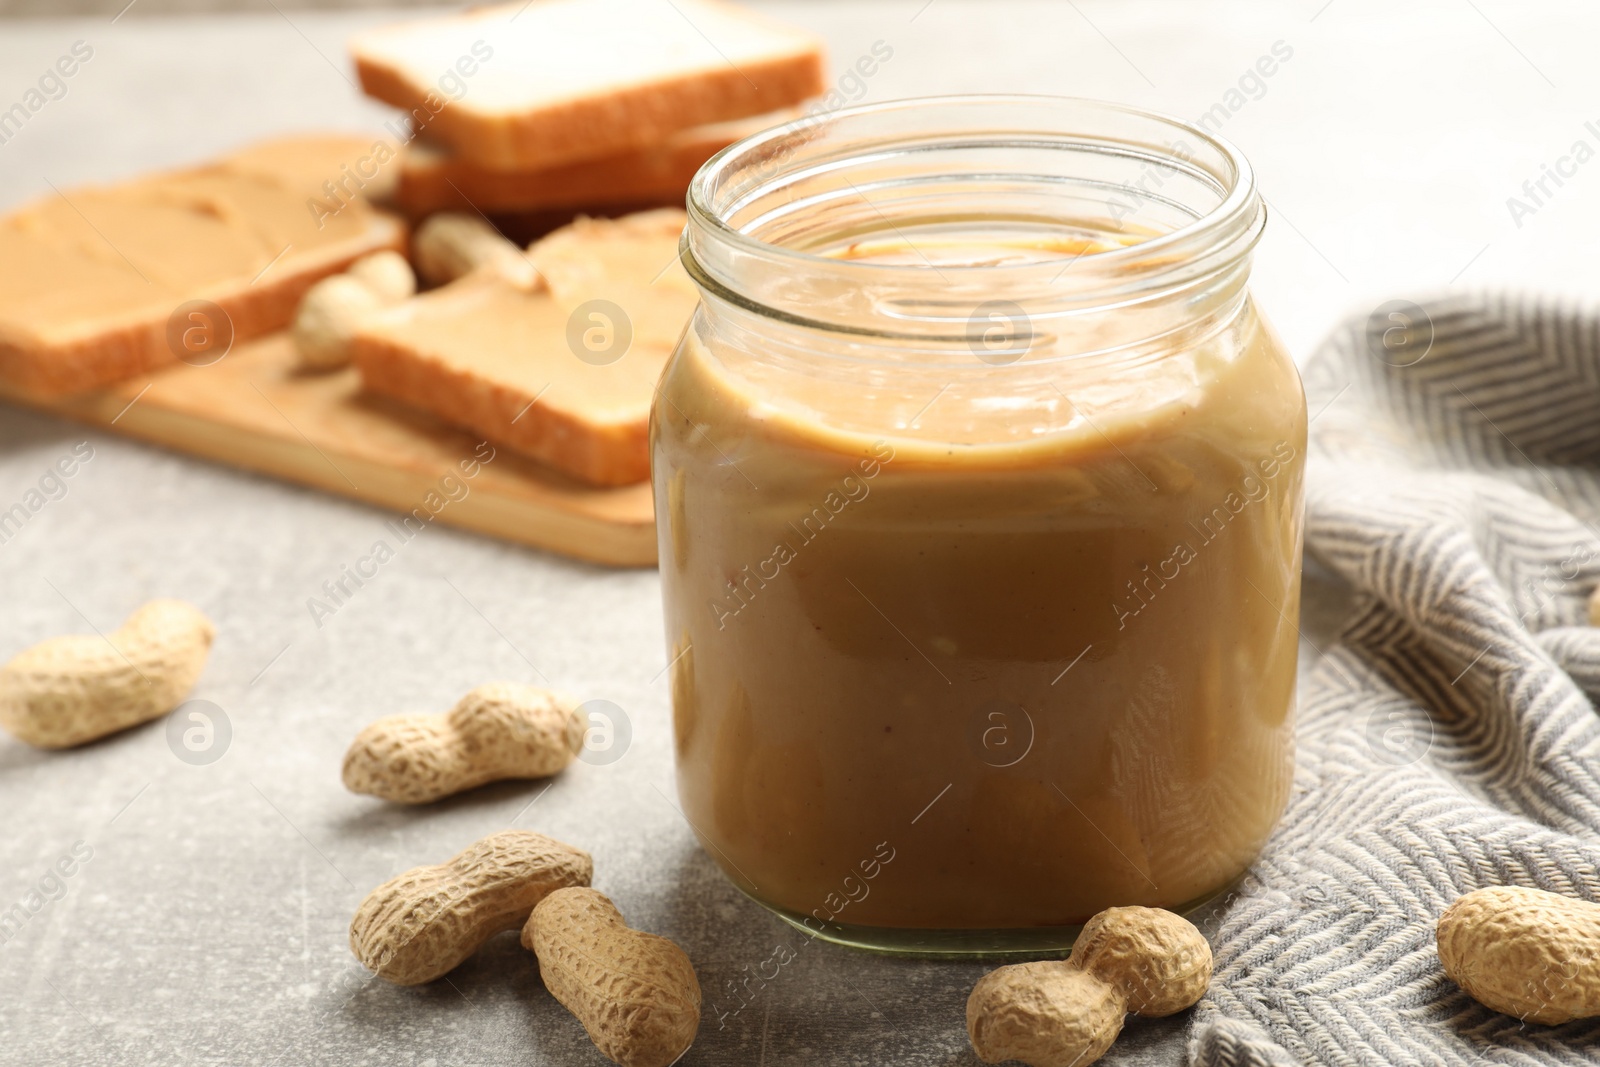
[1189,293,1600,1066]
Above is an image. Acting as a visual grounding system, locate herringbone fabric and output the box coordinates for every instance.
[1189,294,1600,1066]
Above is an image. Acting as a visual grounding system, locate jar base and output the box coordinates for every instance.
[746,879,1240,958]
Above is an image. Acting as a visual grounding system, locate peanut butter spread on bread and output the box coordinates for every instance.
[353,209,694,486]
[0,139,402,396]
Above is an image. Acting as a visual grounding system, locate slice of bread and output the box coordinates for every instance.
[395,108,797,216]
[0,144,405,397]
[352,209,695,486]
[349,0,824,171]
[223,133,403,206]
[489,202,692,247]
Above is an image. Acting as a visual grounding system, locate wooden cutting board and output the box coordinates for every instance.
[0,332,658,567]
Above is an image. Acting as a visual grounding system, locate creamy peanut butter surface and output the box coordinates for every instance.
[0,142,400,394]
[655,232,1305,931]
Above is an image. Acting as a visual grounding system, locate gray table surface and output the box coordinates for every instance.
[1,3,1596,1065]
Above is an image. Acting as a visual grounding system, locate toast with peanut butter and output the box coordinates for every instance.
[222,133,402,208]
[0,142,405,397]
[349,0,824,171]
[351,209,695,487]
[395,109,797,216]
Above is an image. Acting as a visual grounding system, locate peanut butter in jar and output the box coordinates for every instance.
[655,96,1305,954]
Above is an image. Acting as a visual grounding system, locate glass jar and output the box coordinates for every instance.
[653,96,1305,955]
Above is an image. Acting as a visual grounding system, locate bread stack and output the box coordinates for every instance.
[350,0,824,225]
[336,0,824,486]
[0,0,825,495]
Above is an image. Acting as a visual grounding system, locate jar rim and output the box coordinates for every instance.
[683,93,1266,340]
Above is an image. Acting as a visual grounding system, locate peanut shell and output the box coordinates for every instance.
[0,599,214,749]
[1438,886,1600,1025]
[524,886,701,1067]
[968,964,1121,1067]
[342,682,585,803]
[1071,905,1213,1017]
[351,829,592,985]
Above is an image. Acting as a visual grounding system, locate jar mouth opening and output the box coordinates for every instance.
[683,94,1265,342]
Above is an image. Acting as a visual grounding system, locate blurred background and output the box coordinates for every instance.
[2,0,1595,361]
[3,0,448,11]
